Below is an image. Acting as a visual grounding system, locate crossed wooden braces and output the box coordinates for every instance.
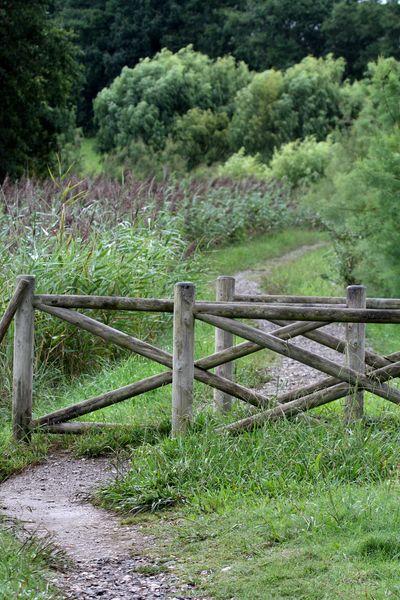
[4,276,400,439]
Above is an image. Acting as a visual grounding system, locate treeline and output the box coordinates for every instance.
[55,0,400,126]
[94,48,348,174]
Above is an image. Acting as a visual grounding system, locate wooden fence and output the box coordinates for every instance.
[3,274,400,441]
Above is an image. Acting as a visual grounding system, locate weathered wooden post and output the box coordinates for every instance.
[172,282,195,436]
[214,276,235,412]
[12,275,35,441]
[345,284,366,424]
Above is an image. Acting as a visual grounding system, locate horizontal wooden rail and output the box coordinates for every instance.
[36,293,400,313]
[197,313,400,405]
[37,422,122,434]
[35,295,174,312]
[0,278,30,344]
[234,294,400,309]
[194,303,400,323]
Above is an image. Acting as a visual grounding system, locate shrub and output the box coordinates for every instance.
[269,136,335,187]
[94,46,251,155]
[173,109,230,169]
[217,148,270,180]
[229,70,294,159]
[283,55,345,141]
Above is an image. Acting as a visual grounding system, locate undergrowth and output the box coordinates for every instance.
[0,526,60,598]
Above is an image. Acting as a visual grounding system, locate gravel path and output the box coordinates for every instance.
[0,452,192,599]
[234,243,346,398]
[0,242,345,599]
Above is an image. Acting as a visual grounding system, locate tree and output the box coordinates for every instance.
[283,55,345,140]
[94,47,250,156]
[0,0,81,179]
[55,0,237,126]
[323,0,400,78]
[229,70,295,159]
[308,58,400,292]
[222,0,337,71]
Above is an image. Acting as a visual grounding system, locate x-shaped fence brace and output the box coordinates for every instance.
[33,300,400,432]
[4,275,400,440]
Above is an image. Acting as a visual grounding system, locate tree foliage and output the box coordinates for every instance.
[229,55,345,160]
[56,0,400,127]
[307,58,400,292]
[229,70,294,160]
[0,0,81,180]
[94,46,250,159]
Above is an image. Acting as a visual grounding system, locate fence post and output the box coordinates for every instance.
[172,282,195,436]
[214,276,235,412]
[345,284,366,424]
[12,275,35,441]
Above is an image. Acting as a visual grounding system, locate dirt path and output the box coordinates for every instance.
[0,452,190,599]
[0,242,344,599]
[234,243,346,397]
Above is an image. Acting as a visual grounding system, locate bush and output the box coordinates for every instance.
[283,55,345,141]
[217,149,270,180]
[269,136,335,187]
[229,70,294,160]
[94,46,251,156]
[305,57,400,292]
[173,108,230,169]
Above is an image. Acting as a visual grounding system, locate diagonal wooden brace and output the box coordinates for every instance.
[196,313,400,405]
[34,302,268,409]
[221,356,400,432]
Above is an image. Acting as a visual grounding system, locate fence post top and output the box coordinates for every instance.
[217,275,235,282]
[174,282,195,289]
[16,275,35,289]
[347,284,365,290]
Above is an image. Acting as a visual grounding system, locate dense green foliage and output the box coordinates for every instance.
[94,47,250,169]
[303,58,400,293]
[94,50,348,170]
[55,0,400,127]
[0,529,56,598]
[0,0,81,180]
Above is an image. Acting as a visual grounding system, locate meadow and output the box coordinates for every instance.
[1,211,400,598]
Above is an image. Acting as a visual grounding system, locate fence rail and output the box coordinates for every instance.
[2,274,400,442]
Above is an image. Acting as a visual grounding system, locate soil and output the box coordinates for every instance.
[0,242,344,599]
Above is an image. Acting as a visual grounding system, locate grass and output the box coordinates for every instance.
[0,527,59,598]
[79,138,103,176]
[149,482,400,599]
[3,227,400,598]
[94,237,400,599]
[1,227,319,475]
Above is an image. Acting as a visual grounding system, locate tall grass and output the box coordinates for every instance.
[98,417,400,515]
[0,173,294,381]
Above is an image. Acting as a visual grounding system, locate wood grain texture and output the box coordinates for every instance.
[345,285,366,423]
[194,302,400,323]
[0,278,29,344]
[12,276,35,441]
[214,277,235,412]
[172,283,195,436]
